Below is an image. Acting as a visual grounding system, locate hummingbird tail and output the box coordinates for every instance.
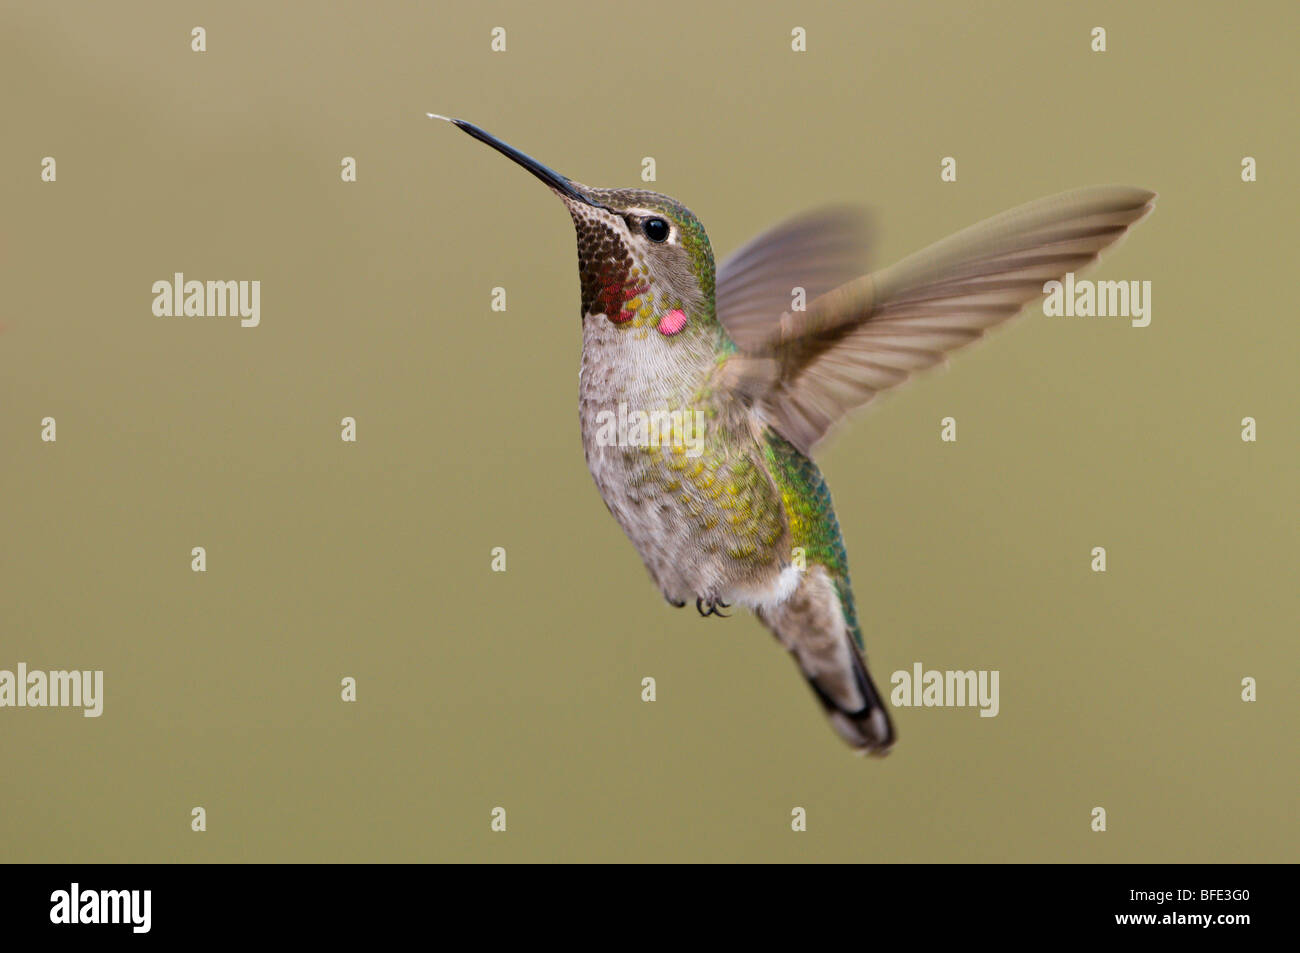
[756,568,895,755]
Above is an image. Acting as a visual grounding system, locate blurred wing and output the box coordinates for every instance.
[715,206,872,350]
[724,186,1156,454]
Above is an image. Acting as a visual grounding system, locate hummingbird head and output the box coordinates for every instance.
[431,115,717,340]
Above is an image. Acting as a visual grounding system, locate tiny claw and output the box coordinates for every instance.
[668,597,686,608]
[696,597,730,618]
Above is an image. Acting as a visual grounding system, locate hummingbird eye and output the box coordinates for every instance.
[641,217,671,243]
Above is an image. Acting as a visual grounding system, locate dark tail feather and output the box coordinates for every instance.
[755,570,896,756]
[803,643,896,755]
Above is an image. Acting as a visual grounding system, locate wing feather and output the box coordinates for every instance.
[718,186,1156,454]
[715,206,873,349]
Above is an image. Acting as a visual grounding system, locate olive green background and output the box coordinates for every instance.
[2,0,1295,863]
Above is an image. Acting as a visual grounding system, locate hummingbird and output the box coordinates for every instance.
[429,114,1154,755]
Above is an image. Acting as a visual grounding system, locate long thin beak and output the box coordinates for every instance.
[427,114,609,211]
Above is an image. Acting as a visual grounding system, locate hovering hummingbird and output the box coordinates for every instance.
[429,114,1154,755]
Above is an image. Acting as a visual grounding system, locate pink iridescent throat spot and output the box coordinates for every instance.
[657,309,687,336]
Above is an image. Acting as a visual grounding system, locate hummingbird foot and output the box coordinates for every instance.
[696,598,731,619]
[667,597,687,608]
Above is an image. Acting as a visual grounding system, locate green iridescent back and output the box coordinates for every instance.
[763,429,864,649]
